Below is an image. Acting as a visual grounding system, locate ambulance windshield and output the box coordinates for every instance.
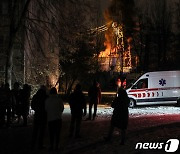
[132,78,148,89]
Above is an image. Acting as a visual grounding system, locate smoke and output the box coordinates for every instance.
[107,0,136,37]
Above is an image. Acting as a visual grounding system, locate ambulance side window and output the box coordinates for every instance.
[132,78,148,89]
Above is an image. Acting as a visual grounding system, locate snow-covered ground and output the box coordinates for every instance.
[63,104,180,119]
[96,105,180,117]
[1,105,180,154]
[60,105,180,154]
[129,106,180,116]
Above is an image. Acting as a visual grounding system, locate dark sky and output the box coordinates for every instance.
[95,0,110,26]
[100,0,110,11]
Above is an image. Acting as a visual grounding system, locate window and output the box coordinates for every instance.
[132,78,148,89]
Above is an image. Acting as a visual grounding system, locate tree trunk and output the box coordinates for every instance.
[5,39,14,87]
[5,0,31,88]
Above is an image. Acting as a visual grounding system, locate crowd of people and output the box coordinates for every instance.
[0,82,31,127]
[0,79,130,151]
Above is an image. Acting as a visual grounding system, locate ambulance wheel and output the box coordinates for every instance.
[129,99,136,108]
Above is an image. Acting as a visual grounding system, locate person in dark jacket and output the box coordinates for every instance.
[69,84,86,138]
[105,87,129,145]
[0,83,6,127]
[0,83,11,127]
[11,82,21,121]
[19,84,31,126]
[31,85,48,149]
[4,83,12,127]
[87,80,101,120]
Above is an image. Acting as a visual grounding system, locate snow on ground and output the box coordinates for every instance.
[129,106,180,116]
[37,104,180,120]
[61,105,180,154]
[0,105,180,154]
[94,105,180,119]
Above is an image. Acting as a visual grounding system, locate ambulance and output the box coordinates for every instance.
[126,71,180,107]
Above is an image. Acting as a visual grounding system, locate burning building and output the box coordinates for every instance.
[96,0,135,73]
[98,22,132,73]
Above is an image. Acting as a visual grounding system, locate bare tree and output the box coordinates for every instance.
[4,0,31,87]
[133,0,174,72]
[24,0,60,88]
[55,0,99,94]
[21,0,100,93]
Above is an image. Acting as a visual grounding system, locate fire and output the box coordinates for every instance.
[97,4,133,72]
[98,23,132,73]
[99,33,118,58]
[99,10,115,58]
[99,34,111,57]
[99,20,125,56]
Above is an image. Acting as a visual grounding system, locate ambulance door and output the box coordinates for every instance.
[132,78,149,105]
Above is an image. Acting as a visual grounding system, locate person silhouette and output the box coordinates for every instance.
[31,85,48,149]
[87,80,101,120]
[105,87,129,145]
[4,83,12,127]
[69,84,86,138]
[11,82,21,122]
[19,84,31,126]
[0,83,6,127]
[45,87,64,151]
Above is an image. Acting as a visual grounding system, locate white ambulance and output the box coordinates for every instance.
[126,71,180,107]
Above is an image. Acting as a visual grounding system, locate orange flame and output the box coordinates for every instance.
[99,25,118,58]
[98,2,133,72]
